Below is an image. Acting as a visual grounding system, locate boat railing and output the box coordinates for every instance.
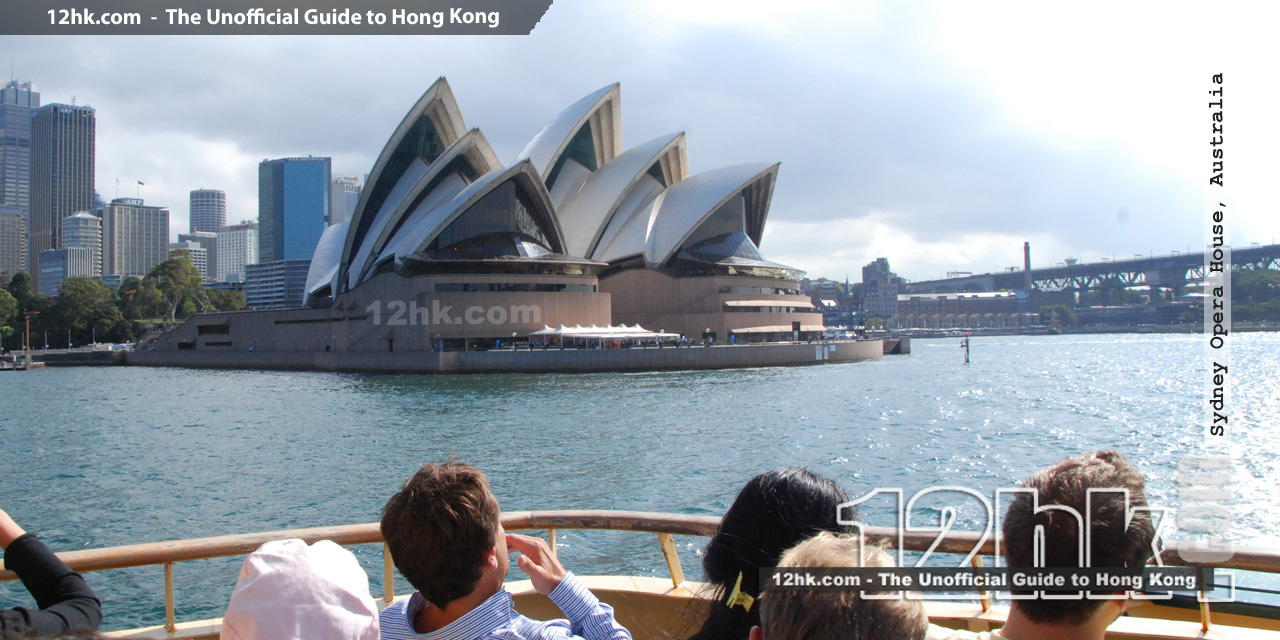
[1,510,1276,635]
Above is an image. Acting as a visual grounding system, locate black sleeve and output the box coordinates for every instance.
[1,533,103,634]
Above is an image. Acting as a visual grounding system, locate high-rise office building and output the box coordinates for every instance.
[0,80,39,275]
[329,174,361,226]
[102,198,168,278]
[217,221,258,283]
[258,157,329,263]
[860,257,904,321]
[189,189,226,234]
[244,259,311,310]
[169,241,209,280]
[36,247,94,296]
[30,102,95,290]
[177,231,218,283]
[61,211,102,277]
[0,208,25,278]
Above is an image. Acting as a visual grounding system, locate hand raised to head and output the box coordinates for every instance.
[505,533,567,595]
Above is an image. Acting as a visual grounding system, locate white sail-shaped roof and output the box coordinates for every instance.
[382,159,565,264]
[595,163,779,267]
[649,163,778,264]
[347,128,501,288]
[555,132,687,260]
[341,78,467,291]
[516,83,621,197]
[319,78,794,300]
[303,222,349,305]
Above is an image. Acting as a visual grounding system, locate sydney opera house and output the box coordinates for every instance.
[136,79,881,372]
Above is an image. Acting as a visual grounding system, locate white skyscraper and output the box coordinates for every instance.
[217,221,258,283]
[169,241,208,281]
[329,174,361,226]
[189,189,227,234]
[61,211,102,277]
[178,230,218,283]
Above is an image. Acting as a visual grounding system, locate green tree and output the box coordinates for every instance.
[19,294,56,349]
[118,276,164,320]
[1039,304,1078,326]
[1230,270,1280,322]
[6,271,32,305]
[54,277,125,346]
[145,257,202,323]
[205,289,246,312]
[0,289,16,326]
[1234,270,1279,304]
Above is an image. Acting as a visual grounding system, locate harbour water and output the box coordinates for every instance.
[2,332,1278,630]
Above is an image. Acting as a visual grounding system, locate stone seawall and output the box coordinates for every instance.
[32,351,125,366]
[126,340,884,374]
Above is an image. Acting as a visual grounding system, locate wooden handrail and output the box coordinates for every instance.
[2,510,1276,581]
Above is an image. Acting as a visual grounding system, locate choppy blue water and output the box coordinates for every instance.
[2,333,1277,630]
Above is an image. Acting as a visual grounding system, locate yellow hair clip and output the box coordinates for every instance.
[726,571,755,611]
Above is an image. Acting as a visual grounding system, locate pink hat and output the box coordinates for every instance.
[221,539,379,640]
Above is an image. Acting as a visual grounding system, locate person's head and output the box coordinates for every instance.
[752,532,927,640]
[692,467,856,640]
[1001,449,1155,626]
[220,539,379,640]
[380,461,505,606]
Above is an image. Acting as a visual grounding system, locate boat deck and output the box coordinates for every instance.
[2,511,1274,640]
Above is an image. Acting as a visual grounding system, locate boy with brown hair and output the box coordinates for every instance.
[379,462,631,640]
[930,449,1156,640]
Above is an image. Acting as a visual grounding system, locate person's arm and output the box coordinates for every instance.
[0,508,103,634]
[0,508,26,550]
[507,533,631,640]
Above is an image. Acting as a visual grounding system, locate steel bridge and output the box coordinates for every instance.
[906,244,1280,294]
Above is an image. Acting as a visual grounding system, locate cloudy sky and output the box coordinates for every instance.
[4,1,1277,282]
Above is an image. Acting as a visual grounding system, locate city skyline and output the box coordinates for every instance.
[2,2,1278,283]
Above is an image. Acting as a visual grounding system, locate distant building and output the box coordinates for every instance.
[890,291,1035,329]
[169,241,209,281]
[861,257,903,321]
[259,157,329,263]
[244,259,310,310]
[189,189,226,234]
[98,273,124,290]
[30,102,95,290]
[0,80,39,275]
[36,247,93,296]
[102,198,168,279]
[0,207,25,278]
[178,230,218,283]
[217,221,258,282]
[61,211,102,277]
[329,174,361,225]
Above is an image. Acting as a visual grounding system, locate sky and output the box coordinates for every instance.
[4,1,1278,283]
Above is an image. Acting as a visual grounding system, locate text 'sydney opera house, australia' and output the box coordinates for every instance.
[134,79,886,372]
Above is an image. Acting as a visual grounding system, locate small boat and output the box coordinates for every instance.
[3,511,1276,639]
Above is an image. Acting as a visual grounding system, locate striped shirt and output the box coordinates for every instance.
[379,573,631,640]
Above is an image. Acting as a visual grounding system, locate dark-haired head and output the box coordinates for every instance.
[689,467,856,640]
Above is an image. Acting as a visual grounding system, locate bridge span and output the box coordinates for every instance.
[906,244,1280,294]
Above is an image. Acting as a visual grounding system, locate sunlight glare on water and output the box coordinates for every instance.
[1,333,1277,629]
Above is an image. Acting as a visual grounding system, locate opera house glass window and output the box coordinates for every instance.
[426,181,554,259]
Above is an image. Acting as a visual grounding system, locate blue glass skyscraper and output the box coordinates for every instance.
[258,157,330,263]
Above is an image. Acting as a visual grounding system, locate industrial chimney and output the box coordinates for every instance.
[1023,241,1032,290]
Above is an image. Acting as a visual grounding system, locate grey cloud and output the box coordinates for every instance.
[1,5,1203,277]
